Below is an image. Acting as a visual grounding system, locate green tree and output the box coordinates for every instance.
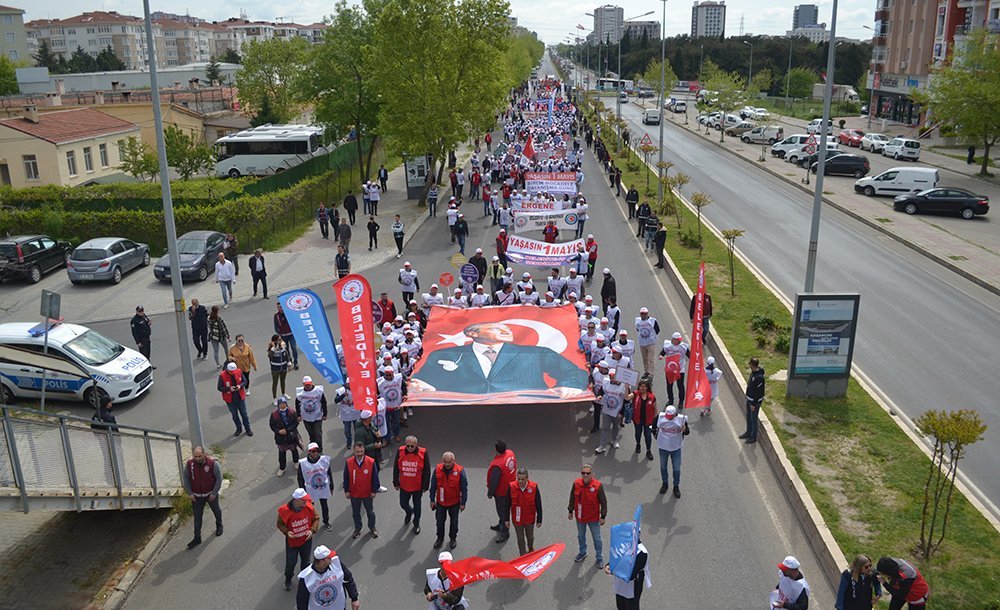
[205,57,222,84]
[301,2,381,181]
[721,229,745,296]
[249,93,282,127]
[96,45,125,71]
[222,48,242,64]
[642,59,677,101]
[703,65,746,142]
[915,28,1000,176]
[855,71,870,104]
[32,40,65,74]
[235,37,310,125]
[748,67,773,96]
[784,66,816,99]
[117,137,159,182]
[68,46,98,73]
[163,125,215,180]
[0,55,17,95]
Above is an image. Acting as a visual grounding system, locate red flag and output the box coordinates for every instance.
[333,274,378,412]
[442,543,565,587]
[685,262,711,409]
[663,353,682,383]
[523,134,535,160]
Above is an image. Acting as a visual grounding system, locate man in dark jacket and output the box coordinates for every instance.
[343,190,359,224]
[249,248,268,299]
[653,222,668,269]
[600,268,617,311]
[378,164,389,191]
[625,186,640,219]
[91,395,119,432]
[635,202,651,239]
[690,290,713,341]
[130,305,154,368]
[454,214,470,255]
[353,410,383,463]
[187,299,208,359]
[741,357,766,444]
[469,249,488,286]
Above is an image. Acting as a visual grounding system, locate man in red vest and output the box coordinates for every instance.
[276,488,319,591]
[567,464,608,569]
[393,434,431,536]
[343,441,380,540]
[506,467,543,555]
[181,445,223,549]
[218,362,252,437]
[429,451,468,551]
[486,439,517,544]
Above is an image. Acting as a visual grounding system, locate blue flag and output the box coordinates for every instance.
[548,95,555,126]
[277,289,344,386]
[609,504,642,580]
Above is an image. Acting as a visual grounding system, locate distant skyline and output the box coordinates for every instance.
[24,0,876,44]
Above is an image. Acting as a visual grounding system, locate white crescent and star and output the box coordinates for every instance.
[434,319,567,352]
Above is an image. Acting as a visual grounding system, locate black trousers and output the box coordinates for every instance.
[303,420,323,452]
[494,495,511,534]
[251,271,267,297]
[400,490,424,525]
[666,373,685,408]
[284,540,312,583]
[318,220,329,238]
[435,503,460,541]
[192,328,208,356]
[192,496,222,539]
[137,340,151,361]
[277,446,300,471]
[369,233,378,249]
[394,235,404,254]
[347,209,357,224]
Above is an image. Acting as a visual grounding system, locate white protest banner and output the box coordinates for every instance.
[525,171,578,195]
[512,208,581,233]
[511,199,564,212]
[505,236,585,267]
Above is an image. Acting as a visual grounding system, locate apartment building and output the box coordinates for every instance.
[624,20,661,41]
[153,18,212,66]
[26,11,167,71]
[0,5,29,62]
[294,23,328,45]
[786,24,830,43]
[691,1,726,38]
[592,5,624,45]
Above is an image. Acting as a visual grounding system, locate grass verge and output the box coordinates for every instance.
[583,98,1000,608]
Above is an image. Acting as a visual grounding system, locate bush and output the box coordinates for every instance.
[939,124,957,138]
[755,334,768,349]
[834,101,861,115]
[678,228,701,249]
[774,332,790,354]
[750,312,776,332]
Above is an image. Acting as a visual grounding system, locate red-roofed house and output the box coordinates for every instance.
[0,106,140,187]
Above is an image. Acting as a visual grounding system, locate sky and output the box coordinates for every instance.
[27,0,877,44]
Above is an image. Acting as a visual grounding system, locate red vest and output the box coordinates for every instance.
[376,299,395,324]
[345,455,376,498]
[573,477,603,523]
[220,369,246,403]
[396,446,427,493]
[509,480,538,526]
[488,450,517,498]
[434,463,464,507]
[278,501,315,548]
[186,456,217,496]
[632,393,658,425]
[587,241,598,261]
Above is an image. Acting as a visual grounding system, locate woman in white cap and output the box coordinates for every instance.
[703,357,723,417]
[424,551,468,610]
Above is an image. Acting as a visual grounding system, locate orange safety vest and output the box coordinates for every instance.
[434,463,464,507]
[573,478,602,523]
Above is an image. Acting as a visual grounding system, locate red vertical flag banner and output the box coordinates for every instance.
[523,134,535,160]
[333,274,378,413]
[685,263,711,409]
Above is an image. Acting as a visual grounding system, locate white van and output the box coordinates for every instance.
[0,321,154,405]
[853,167,940,197]
[771,134,811,158]
[642,108,661,125]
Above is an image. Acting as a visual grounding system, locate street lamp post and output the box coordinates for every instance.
[616,11,655,151]
[657,0,668,202]
[743,40,754,91]
[863,24,878,129]
[785,37,793,111]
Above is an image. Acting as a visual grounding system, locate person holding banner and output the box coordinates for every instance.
[424,552,468,610]
[659,333,690,409]
[655,405,690,498]
[605,540,651,609]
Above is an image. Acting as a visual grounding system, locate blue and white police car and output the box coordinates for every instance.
[0,321,153,405]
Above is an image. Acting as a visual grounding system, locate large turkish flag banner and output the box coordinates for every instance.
[408,304,593,405]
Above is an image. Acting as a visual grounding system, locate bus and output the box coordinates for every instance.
[596,78,634,92]
[214,125,326,178]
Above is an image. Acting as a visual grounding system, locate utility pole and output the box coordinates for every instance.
[657,0,667,203]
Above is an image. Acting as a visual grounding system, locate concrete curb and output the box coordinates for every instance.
[100,512,179,610]
[663,118,1000,297]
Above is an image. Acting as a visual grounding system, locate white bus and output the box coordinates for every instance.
[596,78,634,92]
[214,125,326,178]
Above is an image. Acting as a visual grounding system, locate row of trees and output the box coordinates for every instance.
[234,0,542,188]
[119,126,215,181]
[33,40,126,74]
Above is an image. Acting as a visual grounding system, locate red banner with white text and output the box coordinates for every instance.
[333,274,378,412]
[685,262,711,409]
[443,543,565,587]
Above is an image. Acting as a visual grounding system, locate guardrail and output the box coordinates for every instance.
[0,406,184,513]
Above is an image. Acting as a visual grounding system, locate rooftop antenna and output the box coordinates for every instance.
[739,14,744,36]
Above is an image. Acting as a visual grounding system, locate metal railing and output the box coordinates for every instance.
[0,406,184,513]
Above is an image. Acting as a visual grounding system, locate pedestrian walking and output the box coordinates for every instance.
[223,233,239,276]
[332,208,341,242]
[344,441,380,539]
[836,554,882,610]
[218,362,252,437]
[455,168,465,199]
[378,164,389,191]
[634,308,660,376]
[605,539,651,610]
[296,545,361,610]
[654,405,689,498]
[130,305,154,367]
[316,202,330,239]
[394,435,431,535]
[876,556,929,610]
[967,145,976,165]
[447,203,459,243]
[208,306,231,369]
[398,262,420,305]
[362,182,372,216]
[270,396,302,476]
[632,380,657,460]
[297,442,334,532]
[215,253,236,307]
[740,357,765,444]
[574,197,589,239]
[425,552,469,610]
[249,248,268,299]
[568,464,607,569]
[595,369,632,454]
[625,186,639,219]
[507,467,543,555]
[702,357,723,417]
[182,446,223,549]
[600,268,617,311]
[771,556,810,609]
[277,488,320,591]
[335,386,360,450]
[344,190,359,225]
[228,334,257,395]
[369,181,381,215]
[187,299,208,359]
[366,215,380,251]
[427,183,439,217]
[296,376,328,452]
[659,332,690,408]
[486,440,517,544]
[273,303,299,371]
[339,219,353,253]
[454,213,469,255]
[268,334,290,398]
[430,451,468,550]
[391,214,405,258]
[335,245,352,279]
[495,229,509,268]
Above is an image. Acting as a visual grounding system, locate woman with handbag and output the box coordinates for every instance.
[268,396,302,477]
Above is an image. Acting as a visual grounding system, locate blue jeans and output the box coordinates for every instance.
[645,230,656,251]
[350,496,376,531]
[428,198,437,217]
[745,400,761,439]
[227,398,251,432]
[457,233,466,254]
[342,420,355,447]
[659,447,682,486]
[219,280,233,304]
[576,520,603,563]
[387,409,401,439]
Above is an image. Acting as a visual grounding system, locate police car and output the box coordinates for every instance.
[0,321,153,405]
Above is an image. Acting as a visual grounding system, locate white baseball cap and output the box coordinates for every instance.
[302,375,313,384]
[431,283,439,289]
[225,362,237,371]
[639,307,649,313]
[779,556,801,571]
[475,248,483,253]
[313,545,334,560]
[603,268,610,274]
[404,261,412,266]
[587,234,594,239]
[292,488,308,500]
[438,551,453,563]
[707,356,716,365]
[307,442,320,451]
[672,332,682,340]
[665,405,677,418]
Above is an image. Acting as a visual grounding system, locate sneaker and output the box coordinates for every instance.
[449,539,457,550]
[659,483,669,495]
[595,559,605,570]
[276,468,284,477]
[245,389,251,396]
[294,364,299,370]
[407,408,414,416]
[186,537,202,549]
[673,486,682,498]
[324,523,333,532]
[613,441,619,449]
[352,530,362,539]
[370,529,379,539]
[433,538,444,549]
[573,552,588,563]
[396,254,401,259]
[283,580,292,591]
[595,445,607,454]
[377,485,388,493]
[215,525,224,537]
[646,451,654,461]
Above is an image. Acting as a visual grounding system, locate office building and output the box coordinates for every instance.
[691,1,726,38]
[793,4,819,29]
[592,4,624,44]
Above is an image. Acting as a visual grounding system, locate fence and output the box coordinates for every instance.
[0,406,184,513]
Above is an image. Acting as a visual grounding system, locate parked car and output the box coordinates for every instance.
[0,235,73,284]
[738,106,757,120]
[854,167,940,197]
[642,108,661,125]
[771,134,811,158]
[838,129,865,147]
[712,114,740,130]
[152,230,227,282]
[637,89,655,98]
[859,133,890,152]
[752,107,771,120]
[796,150,845,168]
[618,92,628,102]
[725,121,757,137]
[893,188,989,219]
[67,238,150,285]
[0,321,153,405]
[811,154,871,178]
[741,125,784,145]
[698,111,721,125]
[882,137,921,161]
[671,101,687,113]
[785,141,839,165]
[806,118,835,134]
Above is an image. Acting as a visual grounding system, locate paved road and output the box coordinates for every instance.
[69,105,838,606]
[616,100,1000,513]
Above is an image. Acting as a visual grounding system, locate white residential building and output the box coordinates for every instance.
[26,11,167,71]
[691,1,726,38]
[592,4,624,45]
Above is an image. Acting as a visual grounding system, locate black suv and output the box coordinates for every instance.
[811,154,870,178]
[0,235,74,283]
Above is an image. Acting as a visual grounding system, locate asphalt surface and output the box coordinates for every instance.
[616,99,1000,513]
